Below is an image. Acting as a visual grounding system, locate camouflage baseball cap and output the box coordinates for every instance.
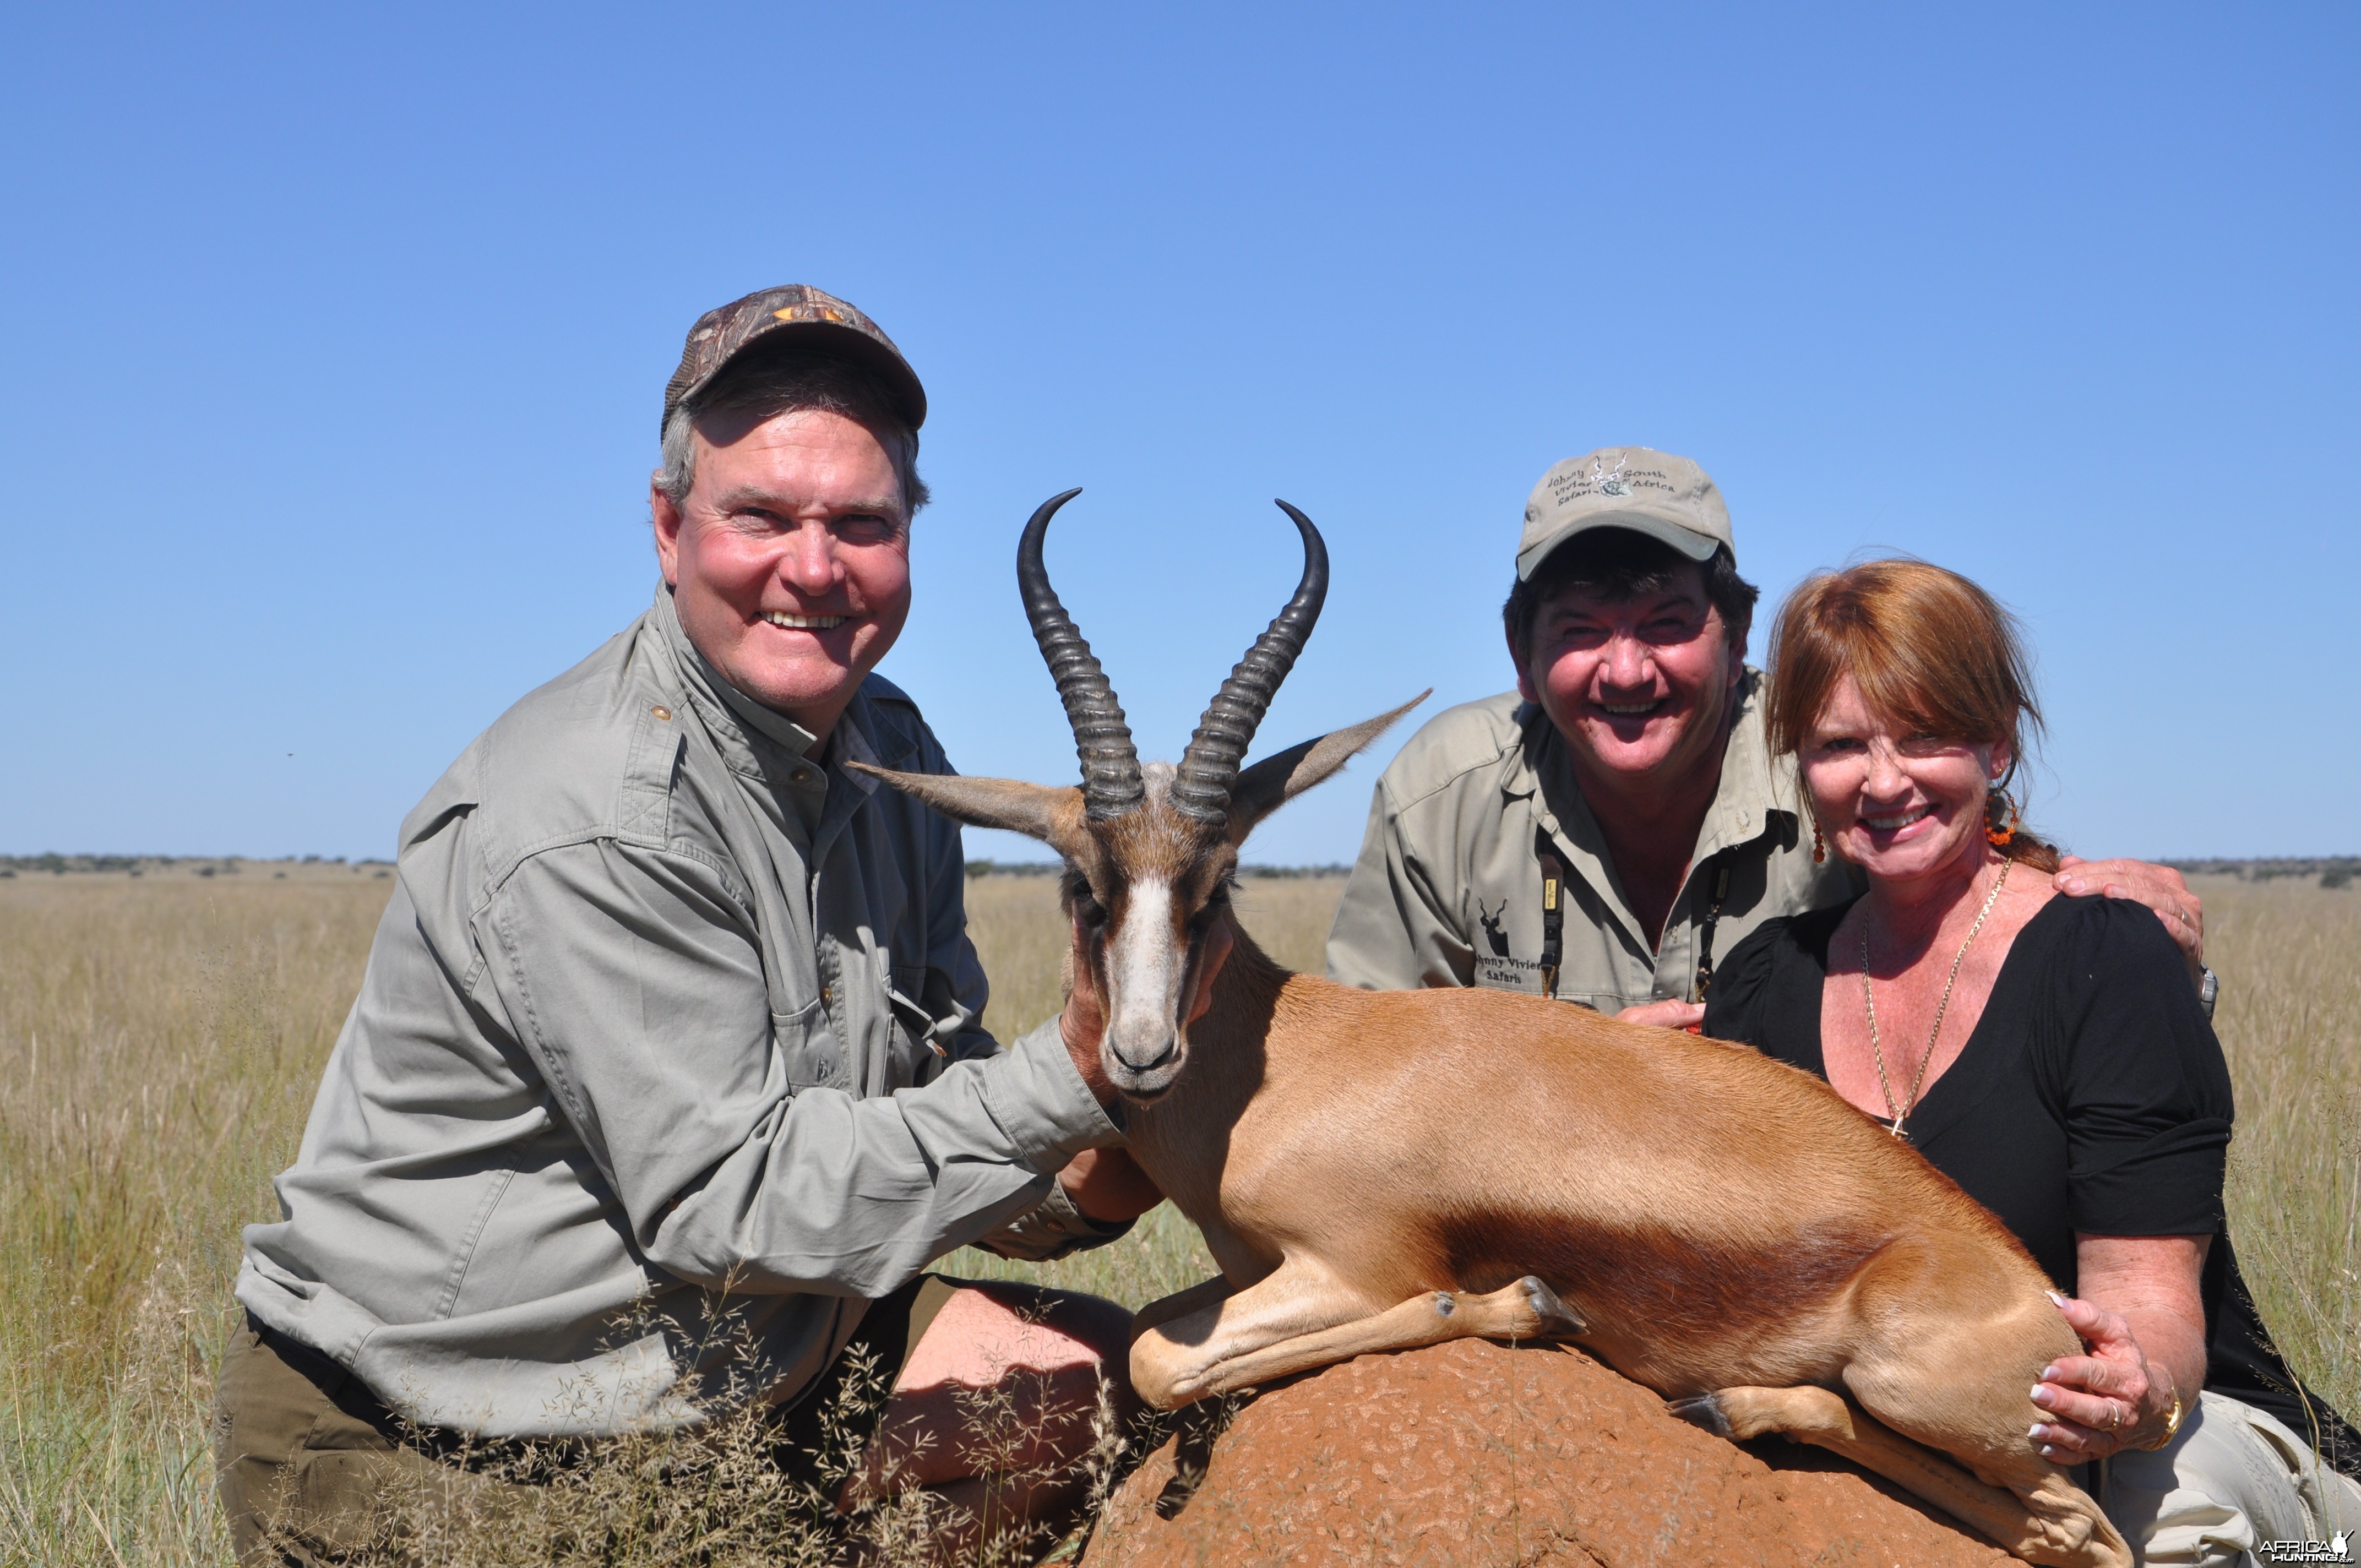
[661,284,926,441]
[1517,446,1734,580]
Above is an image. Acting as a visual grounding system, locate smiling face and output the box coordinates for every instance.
[651,405,912,738]
[1800,673,2008,887]
[1514,563,1742,791]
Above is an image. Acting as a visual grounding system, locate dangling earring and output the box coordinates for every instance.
[1811,818,1826,863]
[1985,790,2021,849]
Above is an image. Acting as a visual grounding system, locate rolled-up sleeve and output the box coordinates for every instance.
[480,840,1122,1298]
[1326,780,1475,991]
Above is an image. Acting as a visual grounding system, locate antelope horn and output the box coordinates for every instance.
[1018,489,1144,820]
[1170,500,1329,824]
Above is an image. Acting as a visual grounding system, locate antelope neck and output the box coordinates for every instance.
[1207,918,1291,1014]
[1121,920,1282,1166]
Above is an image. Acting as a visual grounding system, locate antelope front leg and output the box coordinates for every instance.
[1132,1269,1585,1410]
[1130,1264,1368,1410]
[1130,1275,1239,1339]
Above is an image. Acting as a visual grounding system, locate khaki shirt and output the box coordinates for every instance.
[237,587,1124,1438]
[1327,673,1860,1012]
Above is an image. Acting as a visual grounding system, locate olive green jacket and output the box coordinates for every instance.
[1326,674,1860,1012]
[237,588,1124,1438]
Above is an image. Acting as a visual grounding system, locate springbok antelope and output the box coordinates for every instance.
[854,491,2132,1568]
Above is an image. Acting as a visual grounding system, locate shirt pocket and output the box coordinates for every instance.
[769,997,841,1090]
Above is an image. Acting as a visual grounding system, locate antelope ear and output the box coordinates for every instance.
[1223,691,1430,847]
[848,764,1076,845]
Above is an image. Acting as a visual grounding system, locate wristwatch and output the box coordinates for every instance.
[2198,966,2219,1021]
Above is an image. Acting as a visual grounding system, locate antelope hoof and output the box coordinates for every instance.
[1517,1276,1587,1339]
[1666,1393,1734,1440]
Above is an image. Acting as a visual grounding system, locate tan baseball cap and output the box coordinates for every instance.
[662,284,926,441]
[1517,445,1734,580]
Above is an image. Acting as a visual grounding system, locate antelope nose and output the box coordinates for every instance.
[1108,1022,1177,1072]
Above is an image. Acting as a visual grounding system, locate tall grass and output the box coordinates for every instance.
[2200,877,2361,1428]
[1,868,2352,1564]
[0,869,389,1566]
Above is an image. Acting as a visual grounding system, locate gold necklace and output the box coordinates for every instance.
[1860,858,2011,1142]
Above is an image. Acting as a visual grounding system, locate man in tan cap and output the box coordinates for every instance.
[215,286,1157,1561]
[1326,445,2209,1021]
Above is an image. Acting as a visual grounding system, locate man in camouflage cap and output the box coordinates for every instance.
[216,286,1157,1561]
[1326,444,2210,1021]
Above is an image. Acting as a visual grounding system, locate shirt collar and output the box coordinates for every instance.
[1694,669,1789,859]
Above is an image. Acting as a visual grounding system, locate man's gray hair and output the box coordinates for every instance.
[656,351,931,518]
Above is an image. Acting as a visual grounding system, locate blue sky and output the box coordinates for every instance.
[2,4,2352,864]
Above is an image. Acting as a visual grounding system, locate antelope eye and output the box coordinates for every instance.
[1076,897,1109,929]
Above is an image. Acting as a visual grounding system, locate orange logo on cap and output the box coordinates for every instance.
[771,306,802,322]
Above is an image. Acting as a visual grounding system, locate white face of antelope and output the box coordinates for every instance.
[1065,764,1235,1102]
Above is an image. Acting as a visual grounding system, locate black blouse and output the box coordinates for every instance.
[1704,893,2353,1464]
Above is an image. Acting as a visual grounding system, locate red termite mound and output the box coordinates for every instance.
[1087,1338,2011,1567]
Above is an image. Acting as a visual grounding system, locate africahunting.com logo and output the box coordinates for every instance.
[2260,1530,2351,1564]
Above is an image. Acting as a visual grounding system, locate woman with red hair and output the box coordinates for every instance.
[1705,559,2358,1562]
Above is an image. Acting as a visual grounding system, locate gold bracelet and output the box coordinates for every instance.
[2142,1389,2185,1450]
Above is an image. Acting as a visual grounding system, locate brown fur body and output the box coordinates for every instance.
[1120,929,2120,1567]
[1131,932,2075,1392]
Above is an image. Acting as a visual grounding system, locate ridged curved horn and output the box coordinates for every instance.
[1018,489,1144,820]
[1170,500,1329,824]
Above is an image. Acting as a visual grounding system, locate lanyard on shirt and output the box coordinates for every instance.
[1691,860,1734,1003]
[1535,827,1564,1001]
[1534,832,1734,1006]
[1539,831,1747,1006]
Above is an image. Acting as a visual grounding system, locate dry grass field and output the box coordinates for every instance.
[1,866,2353,1564]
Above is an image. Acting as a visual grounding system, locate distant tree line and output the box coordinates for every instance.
[2163,857,2358,890]
[11,853,2347,889]
[0,854,393,879]
[964,859,1354,880]
[5,852,2346,889]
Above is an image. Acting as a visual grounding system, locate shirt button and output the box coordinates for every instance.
[791,767,816,785]
[819,986,833,1007]
[650,705,671,722]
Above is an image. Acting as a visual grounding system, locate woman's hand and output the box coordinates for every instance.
[2030,1292,2179,1462]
